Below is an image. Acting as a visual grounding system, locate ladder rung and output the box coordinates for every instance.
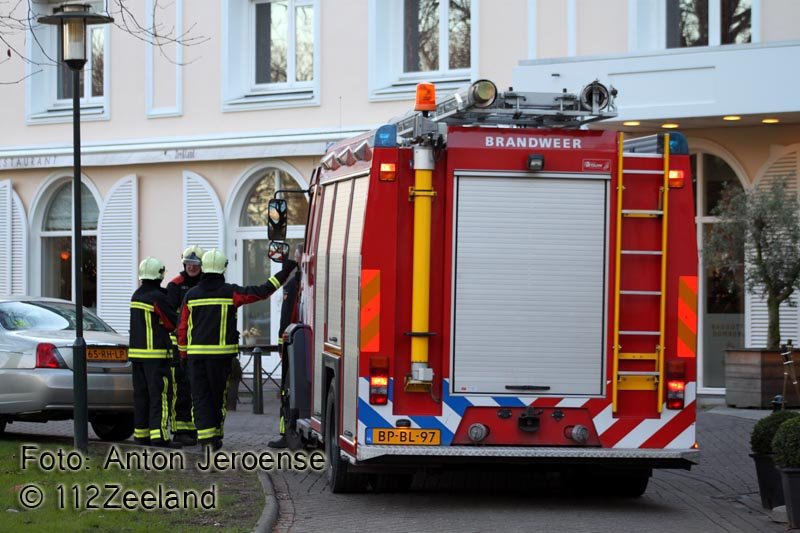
[622,209,663,218]
[622,169,663,175]
[621,250,662,255]
[620,290,662,296]
[619,330,660,336]
[618,371,661,376]
[618,352,658,360]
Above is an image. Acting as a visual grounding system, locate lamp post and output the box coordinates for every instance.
[38,4,113,454]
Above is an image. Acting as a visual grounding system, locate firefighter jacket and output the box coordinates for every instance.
[177,270,292,358]
[166,270,200,312]
[129,280,178,360]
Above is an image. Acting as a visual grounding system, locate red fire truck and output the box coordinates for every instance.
[268,79,698,495]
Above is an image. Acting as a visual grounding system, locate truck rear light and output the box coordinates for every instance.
[36,343,66,369]
[379,163,396,181]
[668,169,685,188]
[369,356,390,405]
[667,380,685,409]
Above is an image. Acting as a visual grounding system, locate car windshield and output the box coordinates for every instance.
[0,301,116,333]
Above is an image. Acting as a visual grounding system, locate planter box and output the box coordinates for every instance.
[725,349,800,408]
[752,453,785,509]
[780,468,800,529]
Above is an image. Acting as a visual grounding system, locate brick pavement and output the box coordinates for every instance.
[2,386,790,533]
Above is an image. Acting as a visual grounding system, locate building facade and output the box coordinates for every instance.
[1,0,798,395]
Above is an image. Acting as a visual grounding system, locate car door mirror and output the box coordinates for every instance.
[268,241,290,263]
[268,199,288,241]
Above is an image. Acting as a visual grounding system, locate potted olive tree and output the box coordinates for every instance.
[750,409,799,509]
[705,178,800,408]
[772,416,800,527]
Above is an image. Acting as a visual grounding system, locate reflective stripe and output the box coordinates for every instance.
[268,276,281,289]
[219,302,229,346]
[187,344,238,355]
[198,428,217,439]
[187,298,234,307]
[169,333,177,346]
[134,428,150,439]
[177,345,187,351]
[129,348,171,359]
[170,367,177,430]
[174,421,196,431]
[160,375,169,440]
[131,301,155,350]
[150,429,163,440]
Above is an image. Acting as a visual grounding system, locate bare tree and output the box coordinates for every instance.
[0,0,206,84]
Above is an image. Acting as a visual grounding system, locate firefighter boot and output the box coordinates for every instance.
[174,433,198,446]
[267,436,288,449]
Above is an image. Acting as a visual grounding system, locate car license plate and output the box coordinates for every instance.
[368,428,440,445]
[87,347,128,362]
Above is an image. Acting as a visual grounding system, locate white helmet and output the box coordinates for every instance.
[182,245,204,266]
[202,248,228,274]
[138,257,166,281]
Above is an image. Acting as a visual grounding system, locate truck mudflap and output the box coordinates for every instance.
[357,378,697,458]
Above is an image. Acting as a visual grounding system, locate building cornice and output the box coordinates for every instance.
[0,126,371,170]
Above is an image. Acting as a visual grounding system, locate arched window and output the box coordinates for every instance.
[41,182,99,309]
[693,151,745,391]
[235,167,308,345]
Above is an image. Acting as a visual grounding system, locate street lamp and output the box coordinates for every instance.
[38,4,113,454]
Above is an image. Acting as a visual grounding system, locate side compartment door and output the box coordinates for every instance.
[342,176,369,442]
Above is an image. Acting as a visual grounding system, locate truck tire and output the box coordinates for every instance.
[607,469,650,498]
[325,383,368,493]
[90,412,135,442]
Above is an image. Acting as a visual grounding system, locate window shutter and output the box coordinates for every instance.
[183,171,223,252]
[11,190,28,295]
[98,175,138,334]
[0,181,11,294]
[746,151,800,347]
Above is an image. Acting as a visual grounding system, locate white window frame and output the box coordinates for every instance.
[26,1,111,124]
[222,0,321,112]
[369,0,479,101]
[627,0,760,53]
[30,175,102,304]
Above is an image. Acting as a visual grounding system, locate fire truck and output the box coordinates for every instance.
[268,79,699,495]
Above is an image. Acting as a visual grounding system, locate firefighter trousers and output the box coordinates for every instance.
[189,356,233,444]
[278,347,289,436]
[131,359,172,443]
[170,364,196,436]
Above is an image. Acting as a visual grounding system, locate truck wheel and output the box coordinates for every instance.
[325,383,368,493]
[605,469,650,498]
[91,412,135,442]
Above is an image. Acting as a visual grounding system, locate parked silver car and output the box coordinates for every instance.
[0,296,134,441]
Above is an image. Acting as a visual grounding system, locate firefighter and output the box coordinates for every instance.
[129,257,181,448]
[268,245,302,449]
[165,245,204,446]
[177,248,297,450]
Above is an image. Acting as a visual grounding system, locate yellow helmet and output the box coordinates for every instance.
[182,245,205,266]
[138,257,166,281]
[202,248,228,274]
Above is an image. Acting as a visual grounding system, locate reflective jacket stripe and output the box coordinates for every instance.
[268,276,280,289]
[186,344,239,355]
[129,348,171,359]
[130,302,154,350]
[187,298,234,307]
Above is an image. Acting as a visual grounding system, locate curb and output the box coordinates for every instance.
[252,471,279,533]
